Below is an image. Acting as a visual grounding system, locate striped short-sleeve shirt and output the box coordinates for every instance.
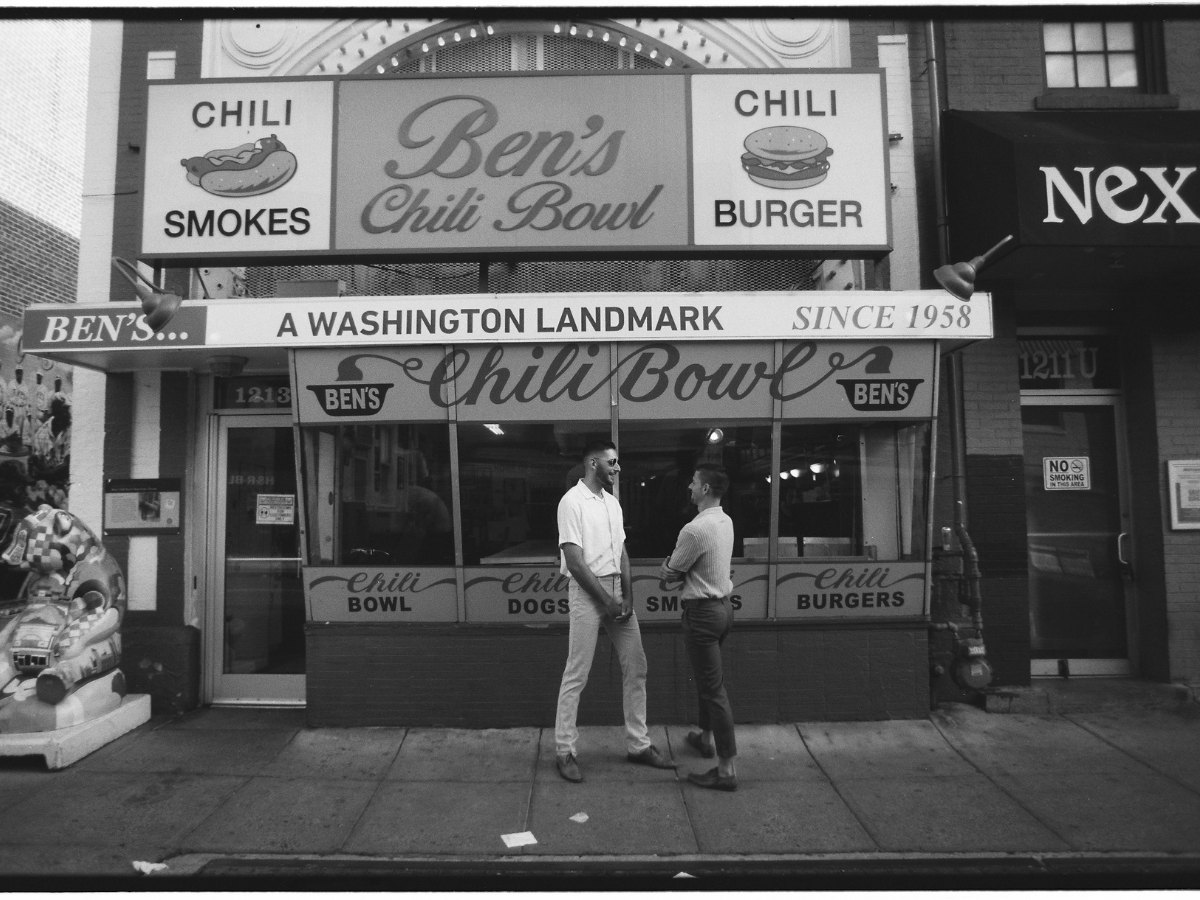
[665,506,734,600]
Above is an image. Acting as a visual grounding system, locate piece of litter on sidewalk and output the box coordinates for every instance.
[569,812,589,823]
[501,831,538,848]
[131,861,168,875]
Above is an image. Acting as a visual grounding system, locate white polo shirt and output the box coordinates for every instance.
[557,480,625,578]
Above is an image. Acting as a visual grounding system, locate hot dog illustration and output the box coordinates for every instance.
[180,134,297,198]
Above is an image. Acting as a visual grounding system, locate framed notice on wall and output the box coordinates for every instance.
[1168,461,1200,530]
[104,478,182,534]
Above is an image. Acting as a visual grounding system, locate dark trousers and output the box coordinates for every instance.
[682,597,737,759]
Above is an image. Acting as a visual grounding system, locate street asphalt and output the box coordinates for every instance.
[0,679,1198,891]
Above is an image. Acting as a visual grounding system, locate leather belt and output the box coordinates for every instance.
[682,596,728,609]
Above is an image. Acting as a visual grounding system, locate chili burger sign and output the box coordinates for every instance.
[140,70,890,260]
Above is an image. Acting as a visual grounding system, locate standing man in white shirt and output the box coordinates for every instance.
[554,439,676,783]
[661,463,739,791]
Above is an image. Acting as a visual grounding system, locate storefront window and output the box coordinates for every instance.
[301,418,931,567]
[300,423,454,565]
[619,422,772,560]
[778,425,861,558]
[457,421,609,565]
[778,423,929,561]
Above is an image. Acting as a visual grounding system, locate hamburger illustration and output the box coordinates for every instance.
[740,125,833,190]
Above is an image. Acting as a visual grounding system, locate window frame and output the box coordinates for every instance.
[1041,19,1167,95]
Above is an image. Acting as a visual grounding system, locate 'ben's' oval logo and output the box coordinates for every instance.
[836,379,922,411]
[306,383,392,416]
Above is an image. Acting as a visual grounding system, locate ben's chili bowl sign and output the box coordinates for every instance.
[140,71,888,260]
[334,75,687,252]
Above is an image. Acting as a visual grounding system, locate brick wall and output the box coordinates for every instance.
[0,200,78,320]
[0,21,87,322]
[1165,18,1200,109]
[110,22,204,645]
[112,20,204,296]
[154,371,191,625]
[849,21,941,282]
[959,304,1030,686]
[0,20,89,239]
[1122,325,1170,681]
[1152,332,1200,683]
[943,19,1045,110]
[305,621,931,727]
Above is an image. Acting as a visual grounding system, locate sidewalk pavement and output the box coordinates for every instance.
[1,682,1199,890]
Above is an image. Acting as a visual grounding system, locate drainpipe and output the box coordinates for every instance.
[926,19,968,534]
[925,20,992,696]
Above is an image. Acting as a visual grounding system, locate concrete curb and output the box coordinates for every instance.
[152,850,1200,885]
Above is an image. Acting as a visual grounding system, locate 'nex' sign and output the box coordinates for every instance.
[1041,166,1200,226]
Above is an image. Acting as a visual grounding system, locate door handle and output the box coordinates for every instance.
[1117,532,1133,578]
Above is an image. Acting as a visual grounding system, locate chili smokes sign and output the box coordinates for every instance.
[140,70,890,260]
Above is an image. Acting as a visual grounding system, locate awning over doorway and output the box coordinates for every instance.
[943,110,1200,290]
[20,290,992,373]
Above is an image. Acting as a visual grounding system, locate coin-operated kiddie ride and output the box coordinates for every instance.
[0,506,150,765]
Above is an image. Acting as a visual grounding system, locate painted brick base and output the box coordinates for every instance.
[304,621,931,727]
[119,624,202,715]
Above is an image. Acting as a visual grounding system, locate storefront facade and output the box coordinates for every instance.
[23,13,1200,724]
[25,281,988,721]
[941,106,1200,686]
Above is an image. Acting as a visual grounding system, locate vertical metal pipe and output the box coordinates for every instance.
[927,20,950,269]
[926,19,969,531]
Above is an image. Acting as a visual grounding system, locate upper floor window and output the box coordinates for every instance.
[1044,22,1140,89]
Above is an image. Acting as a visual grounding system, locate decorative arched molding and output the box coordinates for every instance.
[217,19,297,69]
[748,19,845,64]
[201,16,848,78]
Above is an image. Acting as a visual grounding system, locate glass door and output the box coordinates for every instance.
[1021,397,1133,676]
[208,414,306,704]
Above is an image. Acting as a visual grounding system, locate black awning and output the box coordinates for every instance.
[943,110,1200,290]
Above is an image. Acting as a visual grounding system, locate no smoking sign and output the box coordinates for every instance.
[1043,456,1091,491]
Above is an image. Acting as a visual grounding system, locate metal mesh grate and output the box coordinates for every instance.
[543,34,623,70]
[244,258,820,298]
[426,35,515,73]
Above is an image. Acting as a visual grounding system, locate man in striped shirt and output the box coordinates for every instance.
[661,463,739,791]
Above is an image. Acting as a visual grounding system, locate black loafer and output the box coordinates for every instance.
[687,766,738,792]
[627,744,677,769]
[556,753,583,783]
[686,730,716,758]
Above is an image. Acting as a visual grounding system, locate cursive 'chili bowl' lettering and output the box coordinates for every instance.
[356,95,673,237]
[407,342,895,408]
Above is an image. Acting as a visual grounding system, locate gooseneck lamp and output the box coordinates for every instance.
[111,257,183,332]
[933,234,1015,301]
